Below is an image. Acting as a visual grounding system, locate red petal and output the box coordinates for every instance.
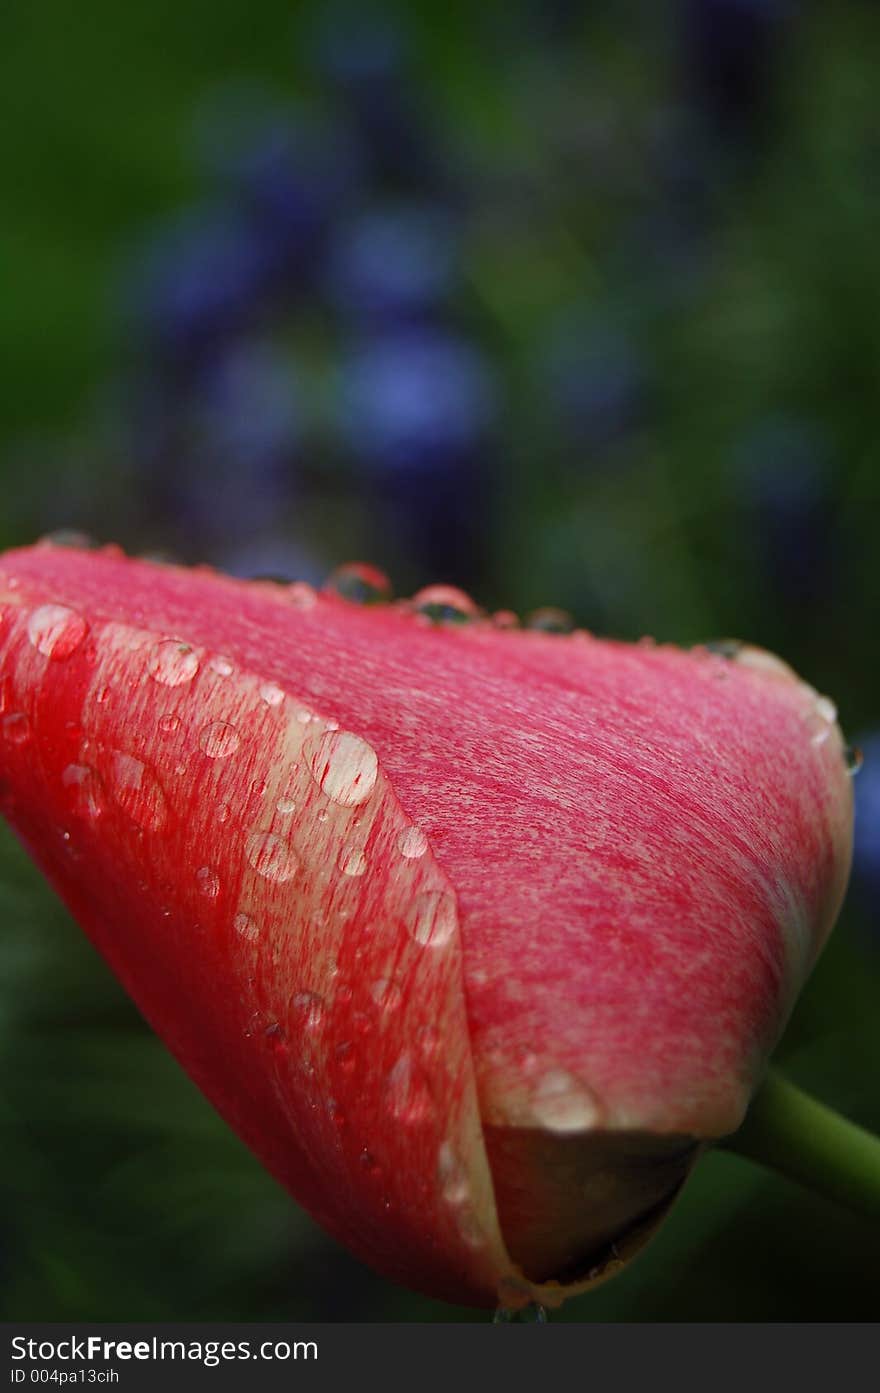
[0,544,853,1305]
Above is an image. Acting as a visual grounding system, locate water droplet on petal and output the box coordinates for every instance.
[408,889,457,948]
[334,1040,357,1073]
[2,713,31,745]
[195,865,220,898]
[234,911,259,941]
[704,638,742,659]
[286,581,317,610]
[158,714,180,735]
[411,584,479,625]
[199,720,241,758]
[292,991,325,1029]
[530,1069,600,1133]
[305,730,378,807]
[324,563,393,606]
[147,639,199,687]
[27,604,88,660]
[276,797,297,815]
[246,831,298,882]
[38,529,96,551]
[338,843,368,877]
[209,656,234,677]
[384,1052,434,1125]
[110,752,168,831]
[437,1142,470,1206]
[846,745,863,776]
[525,606,574,634]
[259,682,285,707]
[397,825,428,859]
[61,763,105,820]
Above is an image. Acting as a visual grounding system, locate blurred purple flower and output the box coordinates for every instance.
[127,207,273,363]
[325,204,459,326]
[338,328,498,470]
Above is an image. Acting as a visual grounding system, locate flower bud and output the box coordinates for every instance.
[0,543,853,1308]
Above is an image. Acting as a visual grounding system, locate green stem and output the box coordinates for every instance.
[720,1070,880,1221]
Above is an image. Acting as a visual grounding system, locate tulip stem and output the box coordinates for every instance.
[721,1069,880,1222]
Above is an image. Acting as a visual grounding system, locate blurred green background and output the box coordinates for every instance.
[1,0,879,1320]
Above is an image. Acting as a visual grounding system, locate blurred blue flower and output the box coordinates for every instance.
[732,413,834,609]
[853,732,880,905]
[325,204,459,326]
[126,207,273,362]
[338,328,498,470]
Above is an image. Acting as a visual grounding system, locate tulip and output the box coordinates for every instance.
[0,541,858,1310]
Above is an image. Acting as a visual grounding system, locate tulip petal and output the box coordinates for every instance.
[0,544,854,1305]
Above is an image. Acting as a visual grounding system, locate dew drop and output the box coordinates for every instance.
[286,581,317,610]
[38,529,96,550]
[199,720,241,759]
[408,889,457,948]
[234,911,259,941]
[411,584,479,625]
[384,1052,434,1125]
[27,604,89,660]
[334,1040,357,1073]
[530,1069,600,1133]
[196,865,221,898]
[110,752,168,831]
[2,712,31,745]
[324,562,393,606]
[158,714,180,735]
[61,763,104,820]
[397,825,428,859]
[259,682,285,707]
[209,656,234,677]
[305,730,378,807]
[147,639,199,687]
[437,1142,470,1206]
[525,606,574,634]
[292,991,325,1029]
[338,843,368,877]
[704,638,742,659]
[276,797,297,815]
[245,831,298,882]
[846,745,864,776]
[370,977,402,1012]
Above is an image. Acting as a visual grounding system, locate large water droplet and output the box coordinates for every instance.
[411,584,479,625]
[110,752,168,831]
[397,825,428,859]
[407,889,457,948]
[147,639,199,687]
[325,563,393,606]
[199,720,241,759]
[530,1069,600,1133]
[61,763,105,820]
[525,606,574,634]
[27,604,88,660]
[245,831,298,882]
[305,730,378,807]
